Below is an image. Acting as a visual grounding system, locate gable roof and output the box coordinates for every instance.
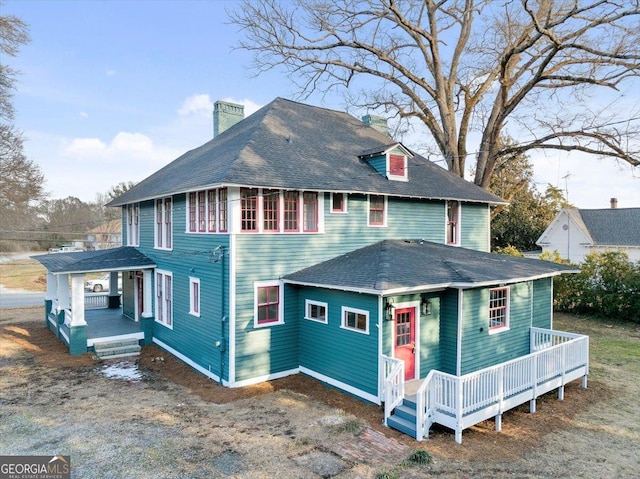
[283,240,578,295]
[32,247,156,274]
[577,208,640,246]
[108,98,504,207]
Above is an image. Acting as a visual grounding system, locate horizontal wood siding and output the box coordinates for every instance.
[137,194,232,382]
[233,193,445,382]
[438,289,459,375]
[460,203,490,251]
[298,287,379,396]
[459,283,531,374]
[532,278,552,329]
[367,155,386,176]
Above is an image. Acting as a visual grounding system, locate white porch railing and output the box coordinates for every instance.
[385,328,589,444]
[382,355,405,424]
[84,293,109,309]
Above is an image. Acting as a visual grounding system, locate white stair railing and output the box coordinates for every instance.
[382,355,405,425]
[409,328,589,444]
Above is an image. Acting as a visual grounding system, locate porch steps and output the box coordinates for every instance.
[387,397,417,439]
[93,339,141,359]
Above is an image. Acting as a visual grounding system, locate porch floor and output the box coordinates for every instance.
[85,308,141,340]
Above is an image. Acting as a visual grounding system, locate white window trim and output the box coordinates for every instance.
[253,280,284,328]
[367,195,388,228]
[330,192,348,214]
[305,299,328,324]
[386,153,408,182]
[189,277,200,317]
[446,200,461,246]
[155,270,173,329]
[126,203,140,246]
[154,197,173,251]
[340,306,370,335]
[488,286,510,335]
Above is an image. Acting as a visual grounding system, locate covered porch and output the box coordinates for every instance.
[32,247,156,355]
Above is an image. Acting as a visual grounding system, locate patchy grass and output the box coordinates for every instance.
[0,259,46,291]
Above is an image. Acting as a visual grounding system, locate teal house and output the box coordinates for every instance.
[34,98,589,443]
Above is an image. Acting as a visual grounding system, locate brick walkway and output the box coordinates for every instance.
[339,427,410,464]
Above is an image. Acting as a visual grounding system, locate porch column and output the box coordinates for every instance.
[142,270,152,317]
[70,274,86,326]
[108,271,120,309]
[57,273,70,325]
[44,272,56,326]
[68,273,88,355]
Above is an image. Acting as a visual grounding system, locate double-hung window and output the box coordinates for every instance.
[156,271,173,328]
[189,277,200,317]
[489,287,509,332]
[283,191,299,232]
[254,282,282,327]
[188,188,226,233]
[241,188,258,232]
[447,201,460,245]
[126,203,139,246]
[263,189,279,232]
[303,192,318,232]
[155,198,172,249]
[368,195,386,226]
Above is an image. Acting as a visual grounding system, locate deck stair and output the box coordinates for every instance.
[387,397,418,439]
[93,338,141,359]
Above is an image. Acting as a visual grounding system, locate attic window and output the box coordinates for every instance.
[388,154,407,179]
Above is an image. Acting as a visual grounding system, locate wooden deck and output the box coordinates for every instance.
[58,308,144,348]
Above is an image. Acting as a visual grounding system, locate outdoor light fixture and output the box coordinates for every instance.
[421,296,431,316]
[385,299,395,321]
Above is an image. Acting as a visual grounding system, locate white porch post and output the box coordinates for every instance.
[57,273,70,312]
[45,272,57,301]
[70,273,86,326]
[143,269,152,317]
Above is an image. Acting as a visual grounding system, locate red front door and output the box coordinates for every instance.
[136,273,144,319]
[394,307,416,381]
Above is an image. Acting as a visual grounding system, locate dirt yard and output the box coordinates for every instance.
[1,307,638,478]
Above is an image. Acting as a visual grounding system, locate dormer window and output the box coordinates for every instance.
[447,201,460,245]
[388,153,407,180]
[359,143,412,182]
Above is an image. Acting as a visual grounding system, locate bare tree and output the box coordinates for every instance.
[230,0,640,187]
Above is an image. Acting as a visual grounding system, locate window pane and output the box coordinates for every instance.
[332,193,344,211]
[218,188,228,232]
[208,189,217,232]
[284,191,299,231]
[263,189,279,231]
[241,188,258,231]
[303,192,318,231]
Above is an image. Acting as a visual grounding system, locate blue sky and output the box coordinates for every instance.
[5,0,639,209]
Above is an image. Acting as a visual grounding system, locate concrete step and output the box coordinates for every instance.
[94,344,141,359]
[94,339,140,350]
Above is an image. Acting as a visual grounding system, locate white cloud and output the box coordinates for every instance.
[222,97,262,116]
[106,69,116,76]
[65,138,107,155]
[80,111,88,118]
[111,132,153,153]
[178,94,213,117]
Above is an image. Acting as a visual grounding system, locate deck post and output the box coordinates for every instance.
[581,375,588,388]
[495,414,502,431]
[558,385,564,400]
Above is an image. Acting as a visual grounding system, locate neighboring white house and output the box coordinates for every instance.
[536,201,640,263]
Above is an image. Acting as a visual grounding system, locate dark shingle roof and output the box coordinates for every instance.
[108,98,504,207]
[32,247,155,274]
[283,240,578,294]
[578,208,640,246]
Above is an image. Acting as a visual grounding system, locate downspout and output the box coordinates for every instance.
[219,247,227,385]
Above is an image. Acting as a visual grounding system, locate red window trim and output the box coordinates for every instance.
[389,153,406,177]
[331,192,345,213]
[303,191,318,232]
[188,192,197,232]
[240,188,258,232]
[256,285,280,325]
[283,190,299,232]
[368,195,385,226]
[197,191,206,232]
[489,287,509,330]
[263,189,280,232]
[218,188,228,232]
[207,189,217,232]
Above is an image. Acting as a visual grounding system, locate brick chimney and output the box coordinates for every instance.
[213,100,244,138]
[610,197,618,209]
[362,114,389,136]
